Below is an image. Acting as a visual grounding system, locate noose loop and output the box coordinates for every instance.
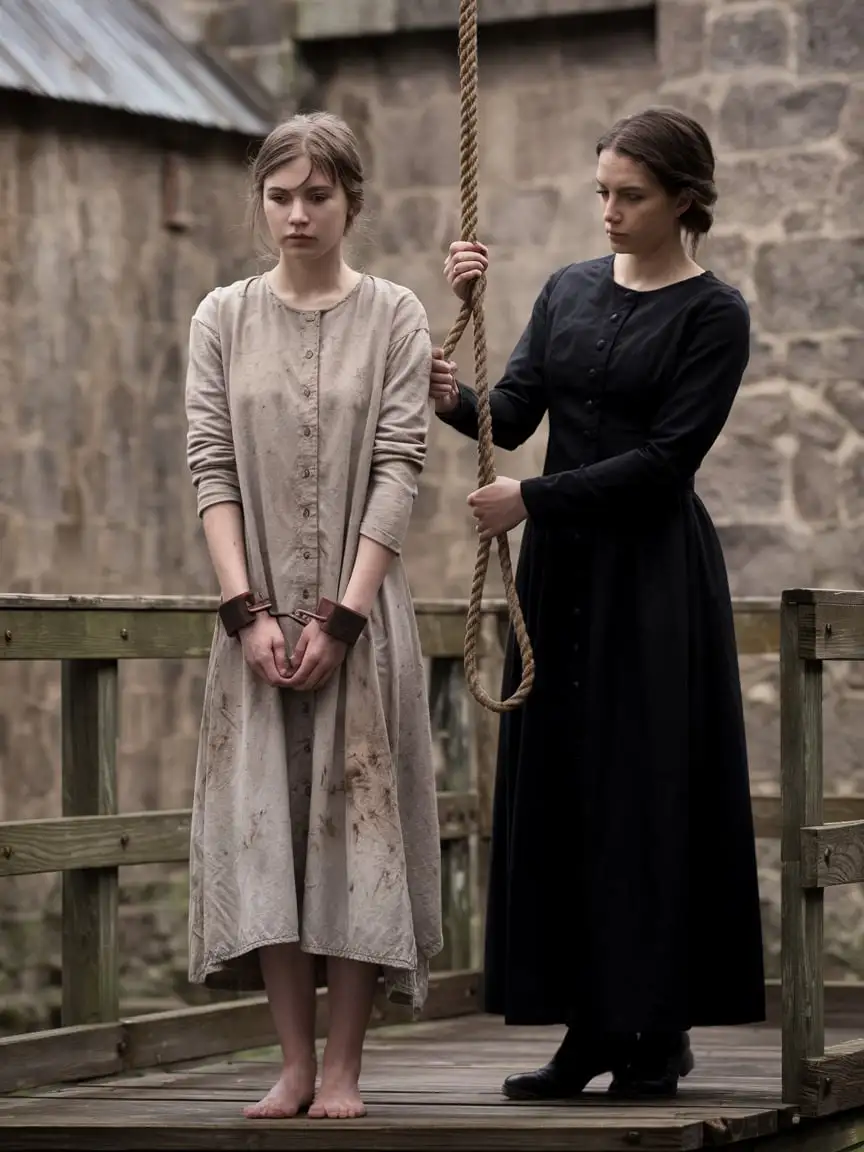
[440,0,535,713]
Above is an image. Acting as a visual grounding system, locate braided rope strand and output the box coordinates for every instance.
[440,0,535,713]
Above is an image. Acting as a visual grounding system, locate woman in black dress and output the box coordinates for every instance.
[430,107,765,1099]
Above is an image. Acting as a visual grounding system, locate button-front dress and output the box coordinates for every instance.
[439,255,766,1031]
[184,273,442,1011]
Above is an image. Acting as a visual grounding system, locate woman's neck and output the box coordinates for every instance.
[268,251,360,308]
[613,241,703,293]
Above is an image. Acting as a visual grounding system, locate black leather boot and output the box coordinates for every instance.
[502,1029,637,1101]
[608,1030,694,1098]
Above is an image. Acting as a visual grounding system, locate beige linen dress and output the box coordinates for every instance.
[184,272,442,1012]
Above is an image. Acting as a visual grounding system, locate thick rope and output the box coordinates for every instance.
[441,0,535,712]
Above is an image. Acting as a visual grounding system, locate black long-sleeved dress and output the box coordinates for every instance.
[438,254,766,1031]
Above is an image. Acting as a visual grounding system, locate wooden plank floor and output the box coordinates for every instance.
[1,1015,864,1150]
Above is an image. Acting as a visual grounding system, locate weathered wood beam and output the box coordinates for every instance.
[61,659,119,1028]
[0,792,480,877]
[0,595,782,659]
[800,1038,864,1118]
[0,970,481,1093]
[780,600,825,1106]
[751,795,864,840]
[801,819,864,888]
[798,603,864,661]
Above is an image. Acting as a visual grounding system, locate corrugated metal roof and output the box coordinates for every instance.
[0,0,273,135]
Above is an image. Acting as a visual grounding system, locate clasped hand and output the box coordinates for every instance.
[240,614,347,691]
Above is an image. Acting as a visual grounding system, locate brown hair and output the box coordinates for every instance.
[248,111,365,248]
[596,106,717,255]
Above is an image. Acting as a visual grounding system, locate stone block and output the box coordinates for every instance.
[716,152,838,229]
[656,82,718,140]
[833,159,864,230]
[485,187,561,247]
[799,0,864,73]
[708,7,789,71]
[204,0,298,47]
[225,43,301,99]
[791,386,849,452]
[701,232,750,285]
[378,193,446,254]
[783,206,824,235]
[840,84,864,153]
[744,335,786,385]
[840,443,864,525]
[793,442,839,524]
[378,105,460,188]
[368,40,458,108]
[699,441,785,524]
[826,380,864,436]
[658,0,705,78]
[754,238,864,334]
[787,335,864,385]
[714,523,811,597]
[718,80,848,152]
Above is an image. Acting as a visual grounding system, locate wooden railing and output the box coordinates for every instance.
[0,595,489,1093]
[781,589,864,1118]
[1,591,864,1114]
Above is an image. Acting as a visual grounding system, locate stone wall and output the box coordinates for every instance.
[0,95,259,1028]
[657,0,864,978]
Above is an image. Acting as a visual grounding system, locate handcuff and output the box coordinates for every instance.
[218,591,367,646]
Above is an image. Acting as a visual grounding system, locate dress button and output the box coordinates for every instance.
[572,681,580,690]
[303,550,311,560]
[302,589,309,599]
[305,349,313,359]
[611,312,619,321]
[304,388,311,397]
[304,740,312,753]
[303,508,310,518]
[596,339,605,350]
[303,427,311,437]
[586,399,595,410]
[588,368,596,377]
[303,468,311,478]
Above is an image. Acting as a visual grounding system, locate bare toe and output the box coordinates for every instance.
[243,1065,315,1120]
[309,1084,366,1119]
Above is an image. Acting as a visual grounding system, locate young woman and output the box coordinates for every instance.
[431,106,765,1099]
[184,111,441,1120]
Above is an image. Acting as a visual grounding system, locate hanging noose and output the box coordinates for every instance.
[440,0,535,713]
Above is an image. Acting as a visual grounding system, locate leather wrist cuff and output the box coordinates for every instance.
[315,597,367,646]
[218,591,272,637]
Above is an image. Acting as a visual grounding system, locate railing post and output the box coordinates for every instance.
[61,658,119,1026]
[429,653,475,972]
[780,593,825,1104]
[472,610,504,966]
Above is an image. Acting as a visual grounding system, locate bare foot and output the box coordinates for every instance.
[243,1061,316,1119]
[308,1071,366,1119]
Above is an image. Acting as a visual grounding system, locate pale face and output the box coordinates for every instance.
[262,157,350,260]
[595,148,689,256]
